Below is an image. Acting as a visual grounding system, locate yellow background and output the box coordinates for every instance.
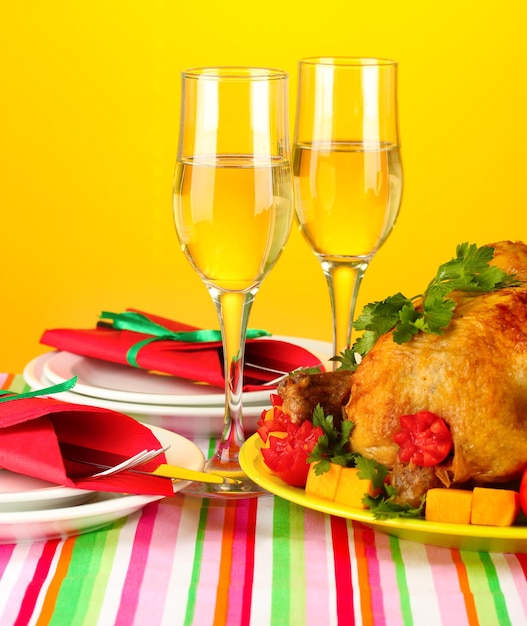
[1,0,526,373]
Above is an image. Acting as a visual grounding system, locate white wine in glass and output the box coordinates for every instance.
[293,57,403,363]
[173,67,293,497]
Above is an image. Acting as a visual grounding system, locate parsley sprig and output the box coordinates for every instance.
[333,242,519,370]
[355,456,424,519]
[307,406,424,519]
[308,405,356,475]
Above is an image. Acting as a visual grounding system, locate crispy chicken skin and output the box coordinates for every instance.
[345,241,527,485]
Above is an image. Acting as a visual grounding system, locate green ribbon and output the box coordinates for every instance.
[0,376,78,403]
[99,311,271,369]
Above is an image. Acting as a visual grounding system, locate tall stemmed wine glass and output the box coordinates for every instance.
[173,67,293,497]
[293,57,403,364]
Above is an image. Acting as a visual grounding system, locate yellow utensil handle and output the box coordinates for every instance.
[152,464,226,484]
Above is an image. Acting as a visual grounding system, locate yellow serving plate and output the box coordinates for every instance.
[240,433,527,553]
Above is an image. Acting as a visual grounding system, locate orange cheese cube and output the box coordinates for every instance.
[305,463,342,501]
[425,488,473,524]
[334,467,377,509]
[471,487,520,527]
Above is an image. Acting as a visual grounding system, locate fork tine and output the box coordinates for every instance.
[91,449,151,478]
[90,446,168,478]
[120,446,170,472]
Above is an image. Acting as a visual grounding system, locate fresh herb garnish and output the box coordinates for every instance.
[333,242,519,370]
[306,407,424,519]
[308,404,356,475]
[364,490,425,520]
[355,456,424,519]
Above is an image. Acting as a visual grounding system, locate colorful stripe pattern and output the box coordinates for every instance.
[0,497,527,626]
[1,375,527,624]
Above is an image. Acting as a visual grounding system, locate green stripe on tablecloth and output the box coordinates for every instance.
[48,522,120,625]
[183,499,209,626]
[461,551,511,626]
[183,437,215,626]
[80,518,127,625]
[288,503,306,624]
[11,374,29,393]
[480,553,512,626]
[389,536,414,626]
[272,497,291,622]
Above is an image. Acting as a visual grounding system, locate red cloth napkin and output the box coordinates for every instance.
[40,309,325,391]
[0,395,175,496]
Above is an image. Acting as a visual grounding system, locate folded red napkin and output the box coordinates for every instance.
[40,309,325,391]
[0,393,175,496]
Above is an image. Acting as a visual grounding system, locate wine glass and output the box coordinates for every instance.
[172,67,293,497]
[293,57,403,363]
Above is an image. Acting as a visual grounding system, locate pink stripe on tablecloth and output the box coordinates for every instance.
[504,554,527,619]
[241,499,258,626]
[128,498,185,626]
[0,543,16,577]
[240,500,257,626]
[353,524,385,624]
[225,499,257,626]
[190,502,226,625]
[0,543,43,625]
[304,508,332,625]
[424,545,470,626]
[330,515,355,625]
[371,531,404,626]
[13,540,60,626]
[114,501,160,626]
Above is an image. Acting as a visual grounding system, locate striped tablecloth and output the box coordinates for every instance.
[1,374,527,625]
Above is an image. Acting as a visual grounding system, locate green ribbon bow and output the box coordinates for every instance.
[0,376,78,403]
[99,311,271,369]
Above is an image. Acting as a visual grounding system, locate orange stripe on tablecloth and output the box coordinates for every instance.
[353,525,375,626]
[34,538,75,626]
[451,549,479,626]
[1,374,15,390]
[213,501,236,626]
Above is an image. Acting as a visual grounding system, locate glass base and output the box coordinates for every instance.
[181,455,266,499]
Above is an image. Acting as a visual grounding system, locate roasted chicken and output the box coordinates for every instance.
[345,240,527,493]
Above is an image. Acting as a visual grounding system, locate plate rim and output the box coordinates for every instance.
[23,353,265,418]
[240,433,527,553]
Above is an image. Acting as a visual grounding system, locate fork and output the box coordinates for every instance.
[80,447,169,478]
[77,458,243,486]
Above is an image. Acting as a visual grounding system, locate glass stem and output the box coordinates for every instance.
[206,287,256,473]
[321,259,369,368]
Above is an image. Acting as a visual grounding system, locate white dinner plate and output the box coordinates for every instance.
[23,352,270,426]
[41,336,332,406]
[0,470,96,513]
[0,424,204,544]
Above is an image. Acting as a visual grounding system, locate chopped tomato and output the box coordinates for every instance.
[257,398,296,444]
[257,401,322,487]
[520,467,527,517]
[393,411,452,467]
[261,419,323,487]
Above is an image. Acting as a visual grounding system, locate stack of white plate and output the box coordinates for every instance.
[0,424,204,543]
[23,336,332,438]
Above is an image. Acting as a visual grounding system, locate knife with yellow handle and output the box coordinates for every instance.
[152,464,241,485]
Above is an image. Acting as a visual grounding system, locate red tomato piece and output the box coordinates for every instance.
[256,404,297,444]
[261,418,323,487]
[520,467,527,517]
[393,411,452,467]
